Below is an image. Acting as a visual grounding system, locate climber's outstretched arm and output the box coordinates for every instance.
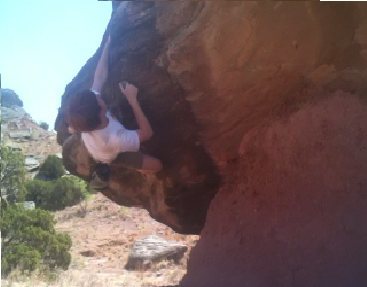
[119,82,154,142]
[91,35,111,94]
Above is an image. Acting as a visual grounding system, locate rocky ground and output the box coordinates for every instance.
[2,193,198,287]
[54,193,198,287]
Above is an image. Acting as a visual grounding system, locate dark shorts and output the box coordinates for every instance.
[92,152,144,190]
[114,151,144,170]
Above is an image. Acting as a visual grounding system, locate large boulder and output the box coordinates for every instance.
[181,92,367,287]
[125,235,187,270]
[56,2,367,285]
[56,1,221,234]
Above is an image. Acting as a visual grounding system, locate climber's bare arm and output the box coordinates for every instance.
[91,35,111,94]
[119,82,162,172]
[119,82,154,142]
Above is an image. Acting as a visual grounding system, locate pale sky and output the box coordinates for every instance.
[0,0,112,129]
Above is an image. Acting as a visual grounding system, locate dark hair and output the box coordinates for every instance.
[67,90,101,132]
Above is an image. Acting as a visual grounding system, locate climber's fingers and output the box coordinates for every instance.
[119,81,127,92]
[119,82,138,96]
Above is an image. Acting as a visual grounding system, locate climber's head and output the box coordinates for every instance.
[67,90,108,132]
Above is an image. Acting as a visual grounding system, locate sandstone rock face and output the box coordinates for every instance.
[56,2,367,285]
[181,93,367,287]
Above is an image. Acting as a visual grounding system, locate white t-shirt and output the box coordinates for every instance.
[81,112,140,164]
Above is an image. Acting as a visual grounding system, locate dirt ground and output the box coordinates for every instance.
[52,193,198,287]
[2,193,198,287]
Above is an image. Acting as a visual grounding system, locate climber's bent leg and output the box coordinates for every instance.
[90,152,162,191]
[115,152,162,173]
[140,154,163,173]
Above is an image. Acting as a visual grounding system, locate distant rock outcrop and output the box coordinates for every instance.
[56,2,367,286]
[1,90,61,178]
[1,89,23,108]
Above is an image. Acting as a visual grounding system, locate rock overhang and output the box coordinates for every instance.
[56,1,367,241]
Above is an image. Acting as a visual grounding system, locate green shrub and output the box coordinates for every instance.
[2,244,42,275]
[1,205,71,277]
[26,176,87,211]
[0,146,26,204]
[39,122,49,130]
[51,176,87,209]
[25,180,53,208]
[36,155,65,181]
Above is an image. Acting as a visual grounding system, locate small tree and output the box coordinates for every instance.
[36,155,65,181]
[0,146,26,204]
[26,176,87,211]
[51,176,87,209]
[25,180,53,208]
[39,122,49,131]
[1,205,71,277]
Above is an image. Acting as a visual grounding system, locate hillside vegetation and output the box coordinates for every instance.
[1,147,76,278]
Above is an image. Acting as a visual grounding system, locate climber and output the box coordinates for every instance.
[66,35,162,187]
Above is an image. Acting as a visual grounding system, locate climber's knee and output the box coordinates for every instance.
[141,154,162,173]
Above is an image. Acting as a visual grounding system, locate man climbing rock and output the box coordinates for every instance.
[67,35,162,188]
